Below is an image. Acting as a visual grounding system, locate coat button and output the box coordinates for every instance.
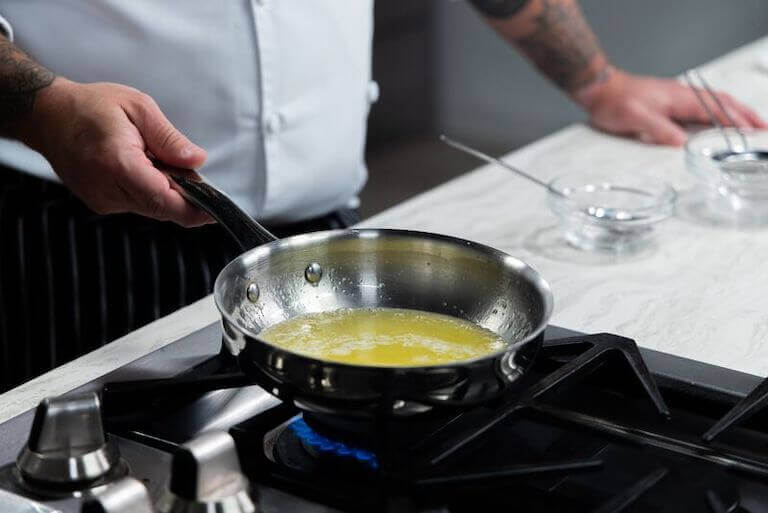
[264,112,283,135]
[367,81,380,104]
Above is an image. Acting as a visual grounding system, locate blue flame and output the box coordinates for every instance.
[290,418,379,470]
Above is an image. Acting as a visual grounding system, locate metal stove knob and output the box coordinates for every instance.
[82,477,155,513]
[16,392,122,487]
[156,431,256,513]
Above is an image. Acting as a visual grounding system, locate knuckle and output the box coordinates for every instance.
[718,94,736,107]
[158,127,183,150]
[90,139,124,170]
[144,191,168,219]
[136,91,156,107]
[94,136,119,156]
[117,84,141,95]
[126,91,158,122]
[113,151,136,174]
[128,90,154,107]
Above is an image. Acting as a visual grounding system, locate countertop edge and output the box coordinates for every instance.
[0,295,219,424]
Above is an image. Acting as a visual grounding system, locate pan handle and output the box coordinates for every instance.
[153,160,278,250]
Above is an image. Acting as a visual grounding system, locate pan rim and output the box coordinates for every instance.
[213,228,554,370]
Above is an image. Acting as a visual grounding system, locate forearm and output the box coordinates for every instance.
[0,34,56,138]
[469,0,610,97]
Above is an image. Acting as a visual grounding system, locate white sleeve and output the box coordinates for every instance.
[0,15,13,41]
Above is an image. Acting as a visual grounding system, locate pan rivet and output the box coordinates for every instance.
[304,262,323,285]
[246,282,260,302]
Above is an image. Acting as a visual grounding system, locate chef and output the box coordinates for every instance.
[0,0,763,387]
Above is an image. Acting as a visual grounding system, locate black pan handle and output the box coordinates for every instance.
[153,160,278,250]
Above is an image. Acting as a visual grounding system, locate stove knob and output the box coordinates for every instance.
[16,392,122,487]
[82,477,155,513]
[157,431,256,513]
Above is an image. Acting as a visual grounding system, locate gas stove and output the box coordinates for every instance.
[1,324,768,512]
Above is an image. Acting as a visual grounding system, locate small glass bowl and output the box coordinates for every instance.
[685,128,768,225]
[547,171,676,253]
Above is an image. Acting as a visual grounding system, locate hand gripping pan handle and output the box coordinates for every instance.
[153,160,278,250]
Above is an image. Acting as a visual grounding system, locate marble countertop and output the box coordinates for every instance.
[3,37,768,424]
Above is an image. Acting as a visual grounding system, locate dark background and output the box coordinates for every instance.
[362,0,768,218]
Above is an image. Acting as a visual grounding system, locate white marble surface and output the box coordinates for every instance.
[3,37,768,422]
[359,37,768,377]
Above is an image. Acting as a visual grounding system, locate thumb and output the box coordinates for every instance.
[126,93,207,168]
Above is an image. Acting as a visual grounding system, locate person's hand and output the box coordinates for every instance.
[574,69,768,146]
[18,78,212,226]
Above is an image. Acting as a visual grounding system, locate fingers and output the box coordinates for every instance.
[123,93,207,169]
[641,117,687,146]
[718,94,768,129]
[46,82,214,226]
[742,107,768,129]
[671,84,768,129]
[669,87,741,127]
[115,149,213,227]
[707,92,751,128]
[668,87,715,125]
[116,91,213,226]
[632,106,687,146]
[155,189,214,227]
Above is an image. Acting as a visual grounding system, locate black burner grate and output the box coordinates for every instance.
[704,376,768,442]
[104,332,768,513]
[413,333,669,466]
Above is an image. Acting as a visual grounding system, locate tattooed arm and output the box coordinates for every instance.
[0,34,55,137]
[470,0,608,93]
[468,0,766,145]
[0,34,210,226]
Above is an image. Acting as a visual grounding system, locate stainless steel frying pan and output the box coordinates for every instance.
[165,168,553,417]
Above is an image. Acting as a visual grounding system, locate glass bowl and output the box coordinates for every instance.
[685,128,768,224]
[547,171,676,253]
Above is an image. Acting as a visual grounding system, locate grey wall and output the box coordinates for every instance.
[434,0,768,153]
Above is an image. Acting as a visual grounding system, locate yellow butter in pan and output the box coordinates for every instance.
[259,307,505,366]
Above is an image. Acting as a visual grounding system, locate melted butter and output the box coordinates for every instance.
[259,308,505,366]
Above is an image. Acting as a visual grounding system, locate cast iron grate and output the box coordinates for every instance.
[703,376,768,442]
[223,333,675,512]
[412,333,669,466]
[104,333,768,512]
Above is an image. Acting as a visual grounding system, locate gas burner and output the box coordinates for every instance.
[5,326,768,512]
[285,418,379,469]
[272,417,379,476]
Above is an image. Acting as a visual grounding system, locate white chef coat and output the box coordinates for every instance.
[0,1,375,222]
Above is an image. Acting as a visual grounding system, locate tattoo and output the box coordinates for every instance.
[515,0,604,92]
[469,0,532,18]
[0,35,55,135]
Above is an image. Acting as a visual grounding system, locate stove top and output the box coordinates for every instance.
[1,324,768,513]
